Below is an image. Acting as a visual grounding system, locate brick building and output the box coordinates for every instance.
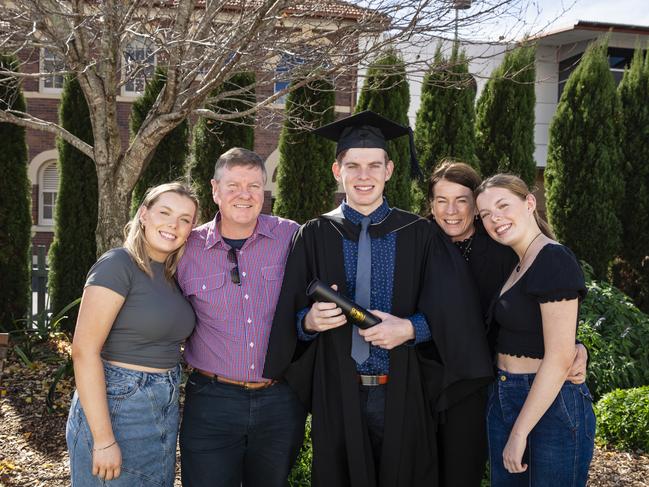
[23,2,367,255]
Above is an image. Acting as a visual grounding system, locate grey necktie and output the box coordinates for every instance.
[351,216,371,365]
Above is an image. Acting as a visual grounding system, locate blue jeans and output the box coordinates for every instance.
[487,370,596,486]
[179,372,307,487]
[66,362,181,487]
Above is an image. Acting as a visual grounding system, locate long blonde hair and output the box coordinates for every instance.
[475,174,555,239]
[123,182,199,280]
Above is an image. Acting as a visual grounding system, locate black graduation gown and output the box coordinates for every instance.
[263,208,493,487]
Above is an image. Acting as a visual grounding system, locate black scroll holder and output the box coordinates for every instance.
[306,279,381,329]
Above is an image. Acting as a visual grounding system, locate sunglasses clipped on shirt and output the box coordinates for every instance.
[227,248,241,285]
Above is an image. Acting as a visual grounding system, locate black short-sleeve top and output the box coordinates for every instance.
[493,243,587,359]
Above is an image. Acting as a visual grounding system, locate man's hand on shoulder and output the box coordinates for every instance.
[358,311,415,350]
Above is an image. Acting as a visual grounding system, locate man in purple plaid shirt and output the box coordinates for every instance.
[176,148,306,487]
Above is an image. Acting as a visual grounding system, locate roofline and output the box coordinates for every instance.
[531,20,649,41]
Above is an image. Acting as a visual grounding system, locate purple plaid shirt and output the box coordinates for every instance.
[177,213,298,382]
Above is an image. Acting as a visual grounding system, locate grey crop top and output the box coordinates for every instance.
[85,248,196,368]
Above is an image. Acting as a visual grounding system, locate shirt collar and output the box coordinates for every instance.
[341,198,391,225]
[204,213,276,250]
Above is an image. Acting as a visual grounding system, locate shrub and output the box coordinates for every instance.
[545,39,624,278]
[274,77,336,223]
[48,76,97,330]
[595,386,649,452]
[130,68,189,210]
[475,45,536,186]
[188,72,255,223]
[356,49,412,211]
[0,54,31,331]
[578,263,649,400]
[288,415,312,486]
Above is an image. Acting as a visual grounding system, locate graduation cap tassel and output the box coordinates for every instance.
[408,127,424,181]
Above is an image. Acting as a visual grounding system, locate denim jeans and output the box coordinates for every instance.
[66,362,181,487]
[179,372,307,487]
[487,370,596,487]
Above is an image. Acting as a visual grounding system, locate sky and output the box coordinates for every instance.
[470,0,649,41]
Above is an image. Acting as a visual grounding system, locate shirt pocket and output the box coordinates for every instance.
[261,265,284,309]
[182,273,228,317]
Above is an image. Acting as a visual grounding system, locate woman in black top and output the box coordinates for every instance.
[475,174,595,486]
[427,162,588,486]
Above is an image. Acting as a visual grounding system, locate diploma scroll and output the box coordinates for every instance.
[306,279,381,329]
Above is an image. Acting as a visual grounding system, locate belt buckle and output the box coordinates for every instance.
[359,374,381,386]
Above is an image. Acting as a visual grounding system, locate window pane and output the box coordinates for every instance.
[42,48,64,90]
[43,192,52,205]
[43,205,52,220]
[124,41,155,93]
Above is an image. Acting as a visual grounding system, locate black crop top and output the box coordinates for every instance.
[493,243,586,359]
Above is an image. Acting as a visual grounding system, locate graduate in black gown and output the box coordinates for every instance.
[263,112,494,487]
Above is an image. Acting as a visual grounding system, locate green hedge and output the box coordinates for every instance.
[578,263,649,400]
[288,415,312,486]
[595,386,649,452]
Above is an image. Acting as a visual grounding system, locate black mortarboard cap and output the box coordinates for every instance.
[312,110,423,179]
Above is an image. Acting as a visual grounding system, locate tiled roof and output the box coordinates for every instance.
[193,1,376,21]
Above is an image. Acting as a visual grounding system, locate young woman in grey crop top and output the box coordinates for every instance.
[66,183,198,486]
[476,174,595,487]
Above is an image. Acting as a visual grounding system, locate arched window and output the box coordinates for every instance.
[39,161,59,226]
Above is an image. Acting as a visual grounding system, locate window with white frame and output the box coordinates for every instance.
[41,48,64,92]
[123,40,156,95]
[39,161,58,226]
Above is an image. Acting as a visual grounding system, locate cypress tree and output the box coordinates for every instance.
[48,76,98,330]
[356,50,412,210]
[274,77,336,223]
[614,45,649,310]
[475,45,536,185]
[131,68,189,210]
[415,43,478,175]
[414,43,477,213]
[0,55,31,331]
[189,72,255,223]
[545,40,623,277]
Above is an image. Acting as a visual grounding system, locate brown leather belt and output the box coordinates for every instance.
[358,374,389,386]
[195,369,277,390]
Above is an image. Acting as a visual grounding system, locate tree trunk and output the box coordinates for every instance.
[95,163,133,255]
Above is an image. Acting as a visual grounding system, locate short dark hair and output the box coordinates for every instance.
[213,147,267,182]
[427,159,481,204]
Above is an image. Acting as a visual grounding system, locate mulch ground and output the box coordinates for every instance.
[1,343,648,487]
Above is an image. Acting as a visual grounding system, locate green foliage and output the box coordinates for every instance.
[475,45,536,185]
[545,40,624,277]
[274,77,336,222]
[0,54,31,331]
[595,386,649,452]
[48,76,97,330]
[415,43,478,174]
[12,297,80,367]
[131,68,190,210]
[356,49,412,211]
[614,45,649,310]
[188,72,255,223]
[414,43,478,214]
[578,263,649,400]
[288,415,312,486]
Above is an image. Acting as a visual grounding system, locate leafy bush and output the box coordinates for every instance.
[578,263,649,399]
[288,415,312,486]
[595,386,649,452]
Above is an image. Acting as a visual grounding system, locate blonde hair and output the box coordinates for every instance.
[123,182,199,280]
[475,174,555,239]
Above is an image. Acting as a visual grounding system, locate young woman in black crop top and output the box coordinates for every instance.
[476,174,595,486]
[427,161,589,487]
